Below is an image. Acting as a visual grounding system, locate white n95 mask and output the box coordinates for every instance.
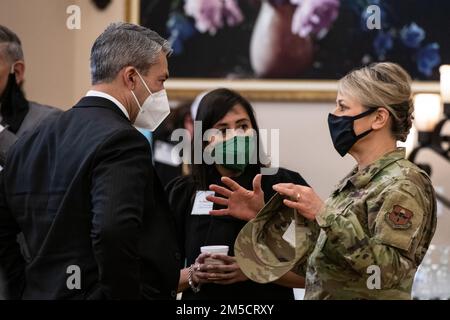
[130,71,170,131]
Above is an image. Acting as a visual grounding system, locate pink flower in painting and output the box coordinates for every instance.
[290,0,340,39]
[184,0,244,35]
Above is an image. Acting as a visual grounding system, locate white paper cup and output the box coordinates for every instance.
[200,245,229,265]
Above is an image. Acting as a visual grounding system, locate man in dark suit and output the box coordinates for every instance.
[0,25,61,167]
[0,22,180,299]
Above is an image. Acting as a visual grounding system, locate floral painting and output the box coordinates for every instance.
[139,0,449,80]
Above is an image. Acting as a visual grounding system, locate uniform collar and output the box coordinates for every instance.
[334,148,406,193]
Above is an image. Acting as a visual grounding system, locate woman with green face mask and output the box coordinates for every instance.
[166,88,309,300]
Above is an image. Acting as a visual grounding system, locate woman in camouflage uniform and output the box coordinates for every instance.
[209,62,437,299]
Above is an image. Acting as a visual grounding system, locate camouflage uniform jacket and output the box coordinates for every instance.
[305,148,437,300]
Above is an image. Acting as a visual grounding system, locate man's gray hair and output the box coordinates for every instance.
[0,25,24,63]
[90,22,172,84]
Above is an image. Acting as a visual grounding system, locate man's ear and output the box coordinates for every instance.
[12,61,25,85]
[122,66,138,90]
[372,107,391,130]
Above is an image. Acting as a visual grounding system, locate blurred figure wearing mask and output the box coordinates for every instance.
[0,25,61,168]
[0,23,180,300]
[152,101,194,187]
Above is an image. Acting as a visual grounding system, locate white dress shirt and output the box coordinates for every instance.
[86,90,130,120]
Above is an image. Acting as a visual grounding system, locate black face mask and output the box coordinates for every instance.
[0,71,29,134]
[327,108,377,157]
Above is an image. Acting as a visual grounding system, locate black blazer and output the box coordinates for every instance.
[0,96,180,300]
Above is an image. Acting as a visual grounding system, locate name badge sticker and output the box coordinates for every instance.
[191,191,215,215]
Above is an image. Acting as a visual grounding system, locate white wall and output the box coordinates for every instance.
[0,0,125,109]
[1,0,77,108]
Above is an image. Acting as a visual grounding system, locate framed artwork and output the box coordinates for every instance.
[126,0,446,101]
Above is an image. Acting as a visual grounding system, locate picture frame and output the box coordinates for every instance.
[125,0,442,102]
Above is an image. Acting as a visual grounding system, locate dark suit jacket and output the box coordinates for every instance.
[0,101,61,166]
[0,96,180,300]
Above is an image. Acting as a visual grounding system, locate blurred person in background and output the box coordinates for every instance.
[0,25,61,168]
[153,101,194,187]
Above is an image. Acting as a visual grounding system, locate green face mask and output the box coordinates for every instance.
[212,135,256,173]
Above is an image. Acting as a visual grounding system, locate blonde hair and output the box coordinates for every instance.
[338,62,414,142]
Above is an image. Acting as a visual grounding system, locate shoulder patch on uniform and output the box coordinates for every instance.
[385,205,414,229]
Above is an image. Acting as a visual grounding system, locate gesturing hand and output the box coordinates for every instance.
[206,174,264,221]
[272,183,324,221]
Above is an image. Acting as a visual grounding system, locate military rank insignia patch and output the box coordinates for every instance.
[385,205,414,229]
